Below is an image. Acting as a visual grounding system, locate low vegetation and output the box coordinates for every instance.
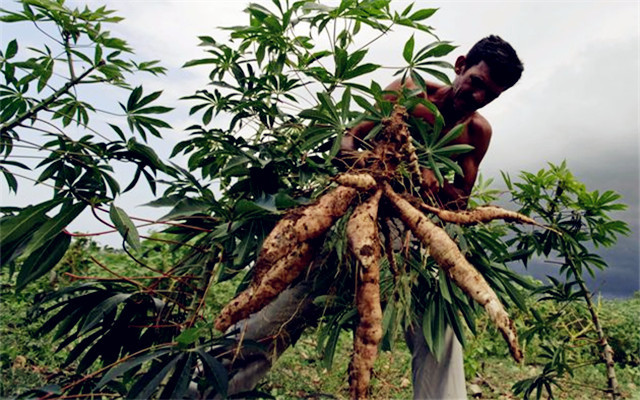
[1,246,638,398]
[1,1,634,398]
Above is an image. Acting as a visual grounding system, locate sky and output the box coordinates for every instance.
[2,0,639,297]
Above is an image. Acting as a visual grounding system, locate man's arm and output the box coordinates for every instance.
[427,116,492,209]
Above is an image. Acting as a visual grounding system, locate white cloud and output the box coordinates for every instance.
[4,0,639,258]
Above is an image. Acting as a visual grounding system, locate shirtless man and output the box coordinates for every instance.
[339,35,524,399]
[213,35,523,400]
[342,35,523,210]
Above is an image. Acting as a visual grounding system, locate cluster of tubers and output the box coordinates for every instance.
[215,105,536,399]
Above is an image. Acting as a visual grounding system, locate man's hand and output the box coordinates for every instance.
[421,168,440,193]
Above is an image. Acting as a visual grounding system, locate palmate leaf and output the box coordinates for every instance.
[127,355,181,399]
[122,87,172,141]
[95,348,174,389]
[21,201,86,258]
[197,349,229,398]
[80,292,133,334]
[15,231,70,291]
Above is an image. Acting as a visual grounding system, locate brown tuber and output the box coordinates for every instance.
[384,183,522,362]
[214,186,357,332]
[420,203,540,227]
[347,190,383,399]
[214,104,536,399]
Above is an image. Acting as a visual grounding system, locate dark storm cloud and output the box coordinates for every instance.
[479,36,639,298]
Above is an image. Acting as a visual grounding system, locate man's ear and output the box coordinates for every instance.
[454,55,466,74]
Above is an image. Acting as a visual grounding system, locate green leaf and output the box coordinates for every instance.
[128,356,180,399]
[127,138,166,171]
[95,348,174,389]
[6,39,18,59]
[109,203,141,251]
[126,86,143,110]
[417,67,451,85]
[445,300,466,347]
[430,296,446,361]
[409,8,437,21]
[80,293,132,334]
[0,199,63,250]
[65,328,105,369]
[428,153,444,186]
[438,272,452,303]
[434,123,466,149]
[15,232,70,291]
[22,202,86,257]
[434,154,464,177]
[323,322,341,369]
[182,58,218,68]
[343,63,379,80]
[403,35,415,63]
[420,43,457,59]
[197,349,228,398]
[109,124,126,140]
[160,353,195,400]
[422,296,436,352]
[434,143,474,156]
[159,198,211,220]
[175,327,202,347]
[352,95,378,115]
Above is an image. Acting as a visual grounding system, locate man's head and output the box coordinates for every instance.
[451,35,523,114]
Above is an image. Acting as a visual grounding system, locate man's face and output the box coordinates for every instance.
[451,57,507,114]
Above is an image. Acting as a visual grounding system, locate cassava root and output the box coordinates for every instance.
[347,190,383,400]
[214,102,531,398]
[384,183,523,362]
[215,186,357,332]
[420,203,540,226]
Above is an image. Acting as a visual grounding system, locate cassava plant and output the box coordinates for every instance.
[171,1,544,398]
[1,1,630,399]
[506,162,629,400]
[1,0,177,289]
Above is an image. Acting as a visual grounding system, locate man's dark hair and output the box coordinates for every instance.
[465,35,523,88]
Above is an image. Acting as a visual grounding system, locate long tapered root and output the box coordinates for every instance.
[252,185,358,284]
[214,243,315,332]
[384,183,522,362]
[347,190,383,400]
[215,186,357,332]
[420,203,540,226]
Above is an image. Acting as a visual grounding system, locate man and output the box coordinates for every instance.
[342,34,523,210]
[215,35,523,399]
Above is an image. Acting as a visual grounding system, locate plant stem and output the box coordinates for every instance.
[546,181,620,399]
[1,65,97,135]
[186,248,222,327]
[553,182,620,399]
[63,32,77,81]
[570,266,620,399]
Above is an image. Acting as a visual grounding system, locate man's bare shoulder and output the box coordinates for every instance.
[469,112,492,141]
[466,112,492,156]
